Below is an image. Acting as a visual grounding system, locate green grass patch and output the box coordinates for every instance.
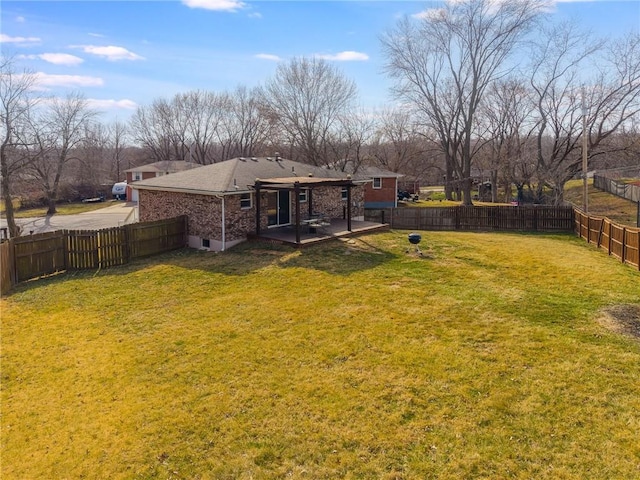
[565,179,638,227]
[2,231,639,479]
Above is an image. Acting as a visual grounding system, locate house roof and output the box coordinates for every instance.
[125,160,202,174]
[336,160,404,179]
[357,165,404,178]
[131,157,370,196]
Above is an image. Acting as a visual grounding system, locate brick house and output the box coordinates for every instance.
[337,162,403,208]
[358,166,403,208]
[124,161,203,202]
[132,156,370,251]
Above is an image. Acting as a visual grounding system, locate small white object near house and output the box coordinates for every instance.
[112,182,127,199]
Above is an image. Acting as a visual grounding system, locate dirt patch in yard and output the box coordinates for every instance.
[599,304,640,340]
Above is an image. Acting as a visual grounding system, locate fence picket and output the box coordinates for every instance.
[0,216,187,293]
[365,206,575,232]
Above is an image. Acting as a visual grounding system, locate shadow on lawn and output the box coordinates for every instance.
[7,236,399,295]
[275,237,397,275]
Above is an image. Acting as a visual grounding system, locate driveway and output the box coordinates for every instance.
[0,202,137,237]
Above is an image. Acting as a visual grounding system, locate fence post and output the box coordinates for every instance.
[597,218,604,248]
[621,227,626,265]
[578,211,583,238]
[607,220,612,255]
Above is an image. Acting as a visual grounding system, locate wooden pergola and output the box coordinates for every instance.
[252,176,360,245]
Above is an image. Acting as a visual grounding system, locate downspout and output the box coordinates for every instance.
[394,177,399,208]
[215,194,226,251]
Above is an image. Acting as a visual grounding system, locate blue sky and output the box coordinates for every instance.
[1,0,639,122]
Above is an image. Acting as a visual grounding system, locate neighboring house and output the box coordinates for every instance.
[358,166,404,208]
[125,161,203,202]
[132,156,371,251]
[339,162,404,208]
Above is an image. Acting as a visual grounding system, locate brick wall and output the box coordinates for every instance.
[365,177,397,207]
[139,183,366,247]
[310,185,365,219]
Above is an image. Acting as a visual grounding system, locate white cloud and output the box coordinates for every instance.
[33,72,104,89]
[20,53,84,66]
[248,12,262,19]
[88,33,106,38]
[316,51,369,62]
[413,0,557,20]
[16,16,26,23]
[87,98,138,110]
[0,33,40,44]
[181,0,245,12]
[77,45,144,61]
[255,53,281,61]
[412,8,446,21]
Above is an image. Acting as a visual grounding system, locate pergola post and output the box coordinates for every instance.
[255,180,262,235]
[347,182,352,232]
[294,181,301,244]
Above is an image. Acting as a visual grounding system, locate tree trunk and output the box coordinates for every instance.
[491,170,499,203]
[460,177,474,206]
[444,159,454,200]
[46,194,57,215]
[1,163,20,237]
[0,144,20,237]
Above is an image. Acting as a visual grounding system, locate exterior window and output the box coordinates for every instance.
[299,189,308,203]
[341,187,348,200]
[373,177,382,189]
[133,172,142,181]
[202,238,210,248]
[240,193,252,209]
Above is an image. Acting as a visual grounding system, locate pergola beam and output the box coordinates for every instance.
[251,175,362,244]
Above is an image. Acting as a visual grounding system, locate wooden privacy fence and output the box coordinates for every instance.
[575,209,640,270]
[0,216,187,294]
[365,205,575,232]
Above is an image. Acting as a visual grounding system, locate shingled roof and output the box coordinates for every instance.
[125,160,202,174]
[132,157,369,195]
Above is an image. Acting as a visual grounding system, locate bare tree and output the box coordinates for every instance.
[74,122,110,191]
[176,90,229,164]
[381,0,546,204]
[260,57,358,166]
[0,57,39,236]
[25,92,97,214]
[108,119,128,181]
[129,99,175,163]
[369,107,434,180]
[479,78,537,202]
[327,109,376,173]
[528,21,602,204]
[224,86,271,158]
[131,88,271,164]
[585,33,640,164]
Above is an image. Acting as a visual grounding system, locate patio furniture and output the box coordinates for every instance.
[303,214,331,234]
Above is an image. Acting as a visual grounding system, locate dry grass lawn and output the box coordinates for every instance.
[1,231,639,479]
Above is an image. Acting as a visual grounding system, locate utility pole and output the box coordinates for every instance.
[581,86,588,213]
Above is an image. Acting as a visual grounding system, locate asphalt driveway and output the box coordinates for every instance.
[0,202,137,236]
